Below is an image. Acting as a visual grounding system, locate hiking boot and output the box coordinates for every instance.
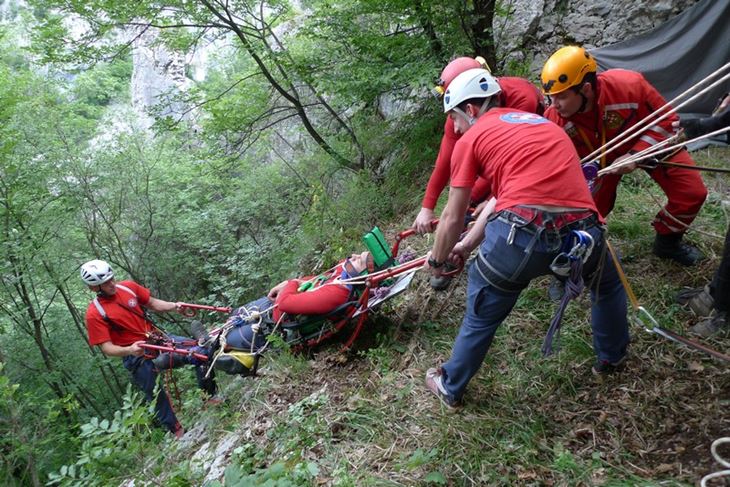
[205,394,224,406]
[190,320,213,347]
[591,355,627,376]
[690,310,728,337]
[430,263,457,291]
[548,277,565,303]
[425,367,460,410]
[676,284,714,317]
[152,352,188,371]
[190,320,208,340]
[213,355,251,376]
[653,234,704,266]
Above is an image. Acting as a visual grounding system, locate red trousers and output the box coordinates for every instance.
[592,149,707,235]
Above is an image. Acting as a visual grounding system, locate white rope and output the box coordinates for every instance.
[332,254,428,286]
[597,125,730,176]
[582,62,730,164]
[701,437,730,487]
[253,314,285,355]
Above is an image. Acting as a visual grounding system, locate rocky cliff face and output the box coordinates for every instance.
[130,26,193,125]
[497,0,701,73]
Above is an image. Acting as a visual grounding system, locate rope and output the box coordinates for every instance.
[542,231,594,356]
[644,187,724,240]
[605,238,730,362]
[645,160,730,174]
[597,125,730,176]
[701,438,730,486]
[253,314,285,355]
[592,127,728,241]
[582,62,730,164]
[542,259,584,356]
[606,240,639,310]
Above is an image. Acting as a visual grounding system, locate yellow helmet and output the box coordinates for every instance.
[540,46,597,95]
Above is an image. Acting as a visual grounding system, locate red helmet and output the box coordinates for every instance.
[433,56,491,99]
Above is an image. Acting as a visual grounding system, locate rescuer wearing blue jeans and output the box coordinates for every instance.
[424,67,630,409]
[436,210,630,403]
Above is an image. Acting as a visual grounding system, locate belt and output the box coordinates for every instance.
[502,206,596,231]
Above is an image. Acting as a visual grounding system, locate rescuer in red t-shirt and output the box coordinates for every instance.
[541,46,707,266]
[81,259,217,437]
[422,68,630,410]
[412,56,545,235]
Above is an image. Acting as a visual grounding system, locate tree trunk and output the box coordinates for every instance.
[469,0,497,69]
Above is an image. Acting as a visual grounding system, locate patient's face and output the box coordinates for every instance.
[347,251,370,274]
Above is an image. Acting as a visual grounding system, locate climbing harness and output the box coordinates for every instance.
[542,230,595,356]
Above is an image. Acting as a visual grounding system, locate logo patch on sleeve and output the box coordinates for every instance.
[499,113,549,124]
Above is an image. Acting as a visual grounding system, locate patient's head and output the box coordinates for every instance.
[344,251,374,276]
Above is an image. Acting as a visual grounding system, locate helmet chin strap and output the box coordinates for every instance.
[451,107,474,126]
[453,97,493,127]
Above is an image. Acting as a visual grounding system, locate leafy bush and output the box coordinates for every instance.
[47,386,160,486]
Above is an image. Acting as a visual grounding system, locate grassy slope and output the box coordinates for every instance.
[144,147,729,486]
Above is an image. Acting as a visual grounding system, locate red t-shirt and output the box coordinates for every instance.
[421,77,545,209]
[450,108,598,214]
[273,262,353,321]
[86,281,153,346]
[544,69,680,165]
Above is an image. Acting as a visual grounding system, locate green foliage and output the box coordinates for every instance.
[215,393,329,486]
[71,58,133,110]
[0,363,79,486]
[47,385,159,486]
[219,460,319,487]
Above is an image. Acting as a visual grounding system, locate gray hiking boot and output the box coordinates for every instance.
[190,320,211,345]
[676,285,714,317]
[690,310,728,338]
[430,263,457,291]
[425,367,460,410]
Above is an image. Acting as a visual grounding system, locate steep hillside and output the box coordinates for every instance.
[115,147,730,486]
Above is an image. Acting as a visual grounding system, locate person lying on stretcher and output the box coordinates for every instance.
[153,251,376,375]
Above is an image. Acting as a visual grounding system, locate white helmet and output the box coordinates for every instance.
[80,259,114,286]
[443,68,501,113]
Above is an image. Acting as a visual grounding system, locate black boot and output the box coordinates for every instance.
[213,355,253,376]
[653,233,704,266]
[152,352,189,370]
[190,320,211,345]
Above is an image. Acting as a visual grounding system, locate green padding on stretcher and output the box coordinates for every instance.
[363,226,393,268]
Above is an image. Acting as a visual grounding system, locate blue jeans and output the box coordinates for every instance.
[225,296,273,351]
[440,210,630,402]
[123,334,217,433]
